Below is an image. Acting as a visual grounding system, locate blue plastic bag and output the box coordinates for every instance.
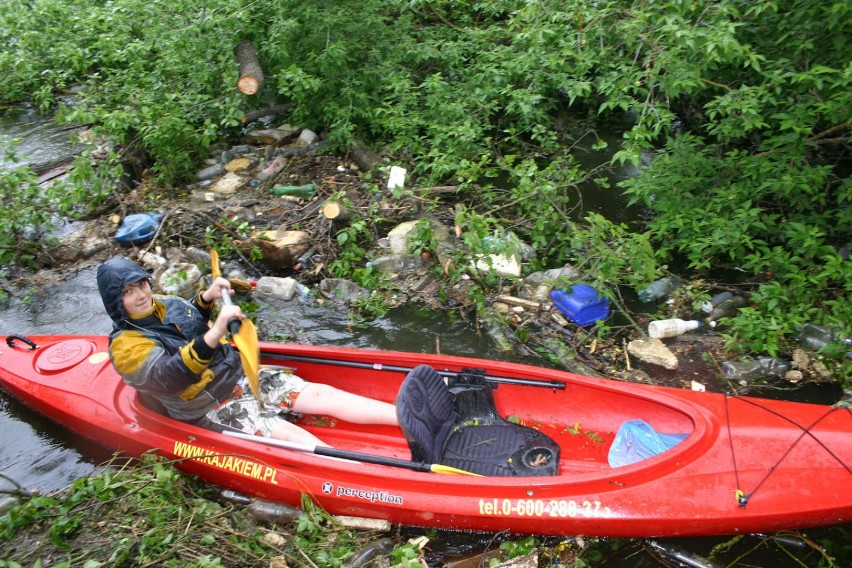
[114,213,164,245]
[608,419,688,468]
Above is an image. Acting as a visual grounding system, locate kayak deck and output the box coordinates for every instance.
[1,335,849,537]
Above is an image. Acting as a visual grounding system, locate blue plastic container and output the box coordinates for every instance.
[114,213,164,245]
[550,285,610,326]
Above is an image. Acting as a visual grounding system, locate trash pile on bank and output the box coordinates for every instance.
[71,120,848,391]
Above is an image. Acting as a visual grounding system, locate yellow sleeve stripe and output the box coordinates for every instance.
[179,369,214,400]
[180,340,211,375]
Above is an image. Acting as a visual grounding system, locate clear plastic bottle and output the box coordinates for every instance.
[366,253,423,273]
[721,356,791,381]
[185,247,211,265]
[648,318,702,339]
[637,277,678,303]
[797,323,837,351]
[798,323,852,358]
[255,276,297,301]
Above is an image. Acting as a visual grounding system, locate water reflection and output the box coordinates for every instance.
[259,300,500,358]
[0,267,112,493]
[0,394,109,495]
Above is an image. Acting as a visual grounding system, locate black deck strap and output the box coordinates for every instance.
[396,365,560,476]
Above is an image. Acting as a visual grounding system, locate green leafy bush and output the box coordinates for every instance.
[1,0,849,376]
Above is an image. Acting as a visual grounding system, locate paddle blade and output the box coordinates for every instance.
[232,318,261,399]
[210,249,221,279]
[431,464,482,476]
[210,248,260,400]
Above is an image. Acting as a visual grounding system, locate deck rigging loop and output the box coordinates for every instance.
[5,335,38,351]
[725,394,851,508]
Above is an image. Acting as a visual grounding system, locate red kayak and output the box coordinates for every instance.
[1,334,850,537]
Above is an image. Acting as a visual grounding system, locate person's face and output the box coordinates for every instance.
[122,279,153,317]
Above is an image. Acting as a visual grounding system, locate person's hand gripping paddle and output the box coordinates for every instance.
[209,249,261,399]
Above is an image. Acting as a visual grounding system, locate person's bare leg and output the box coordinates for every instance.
[268,418,328,446]
[293,383,398,425]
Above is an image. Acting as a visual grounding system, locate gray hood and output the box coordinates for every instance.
[97,258,152,324]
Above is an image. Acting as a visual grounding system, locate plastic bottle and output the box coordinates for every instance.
[798,324,852,358]
[701,291,734,313]
[721,356,791,382]
[637,277,677,303]
[366,253,423,273]
[185,247,211,264]
[294,282,313,299]
[255,276,297,301]
[705,295,747,325]
[532,283,552,303]
[798,323,837,351]
[221,490,301,523]
[648,318,702,339]
[270,184,317,198]
[294,248,318,272]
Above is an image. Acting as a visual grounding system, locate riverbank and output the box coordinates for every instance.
[0,456,425,568]
[2,455,847,567]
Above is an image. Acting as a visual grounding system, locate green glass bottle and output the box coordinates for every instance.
[270,183,317,197]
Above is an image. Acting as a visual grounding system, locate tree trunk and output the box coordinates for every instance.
[241,103,294,124]
[235,39,263,96]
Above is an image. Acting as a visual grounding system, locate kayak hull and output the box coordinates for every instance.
[1,335,849,537]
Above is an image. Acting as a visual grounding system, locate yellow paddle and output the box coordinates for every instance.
[209,249,261,399]
[224,431,482,476]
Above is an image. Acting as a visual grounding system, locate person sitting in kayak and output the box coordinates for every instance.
[96,257,399,446]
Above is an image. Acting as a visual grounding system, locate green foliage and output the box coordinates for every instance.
[498,535,540,561]
[0,457,233,565]
[203,216,254,258]
[0,150,50,267]
[2,0,248,184]
[2,0,850,373]
[405,218,437,257]
[619,0,852,358]
[0,138,118,267]
[329,220,378,285]
[2,457,424,568]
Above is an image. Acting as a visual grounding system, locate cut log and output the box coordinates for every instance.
[321,201,353,224]
[235,39,264,96]
[241,103,294,124]
[349,139,382,172]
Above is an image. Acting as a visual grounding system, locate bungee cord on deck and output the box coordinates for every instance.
[725,394,851,508]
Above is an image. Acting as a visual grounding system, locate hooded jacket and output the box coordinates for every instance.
[96,258,242,421]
